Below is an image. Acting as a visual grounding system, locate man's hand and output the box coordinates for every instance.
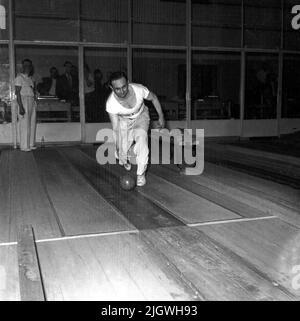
[158,116,165,129]
[19,106,25,116]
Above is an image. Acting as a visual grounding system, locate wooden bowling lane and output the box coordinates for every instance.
[196,218,300,299]
[141,225,296,301]
[79,146,239,224]
[0,150,61,243]
[59,147,184,230]
[203,162,300,206]
[33,148,136,236]
[36,232,201,301]
[149,165,272,220]
[0,244,20,301]
[205,143,300,189]
[189,167,300,229]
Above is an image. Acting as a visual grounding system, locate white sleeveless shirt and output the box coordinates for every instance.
[106,83,150,119]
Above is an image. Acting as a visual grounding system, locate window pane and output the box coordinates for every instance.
[0,0,8,40]
[245,54,278,119]
[81,0,128,43]
[133,0,186,46]
[133,49,186,121]
[191,51,240,120]
[0,45,9,124]
[84,47,127,123]
[284,0,300,50]
[282,55,300,118]
[245,0,281,49]
[192,0,241,48]
[14,0,79,41]
[16,45,79,123]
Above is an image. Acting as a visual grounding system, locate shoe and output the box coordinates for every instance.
[124,162,132,171]
[137,174,146,186]
[30,146,38,150]
[20,148,31,152]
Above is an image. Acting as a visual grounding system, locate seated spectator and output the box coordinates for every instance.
[37,67,60,96]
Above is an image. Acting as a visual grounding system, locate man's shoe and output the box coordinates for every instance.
[137,174,146,186]
[30,146,38,150]
[20,148,31,152]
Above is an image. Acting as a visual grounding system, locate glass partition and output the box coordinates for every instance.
[245,53,278,119]
[133,49,186,121]
[282,54,300,118]
[132,0,186,46]
[81,0,128,43]
[244,0,281,49]
[0,45,9,124]
[15,45,79,122]
[84,47,127,123]
[14,0,80,41]
[192,0,241,48]
[191,51,241,120]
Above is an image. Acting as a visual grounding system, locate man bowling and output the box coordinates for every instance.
[106,71,165,186]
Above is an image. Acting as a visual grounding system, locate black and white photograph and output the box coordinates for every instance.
[0,0,300,308]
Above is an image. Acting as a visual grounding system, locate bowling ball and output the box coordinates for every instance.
[120,174,136,191]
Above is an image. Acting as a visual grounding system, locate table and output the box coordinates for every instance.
[37,98,71,122]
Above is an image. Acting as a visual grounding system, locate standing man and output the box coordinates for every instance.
[106,71,165,186]
[15,58,37,152]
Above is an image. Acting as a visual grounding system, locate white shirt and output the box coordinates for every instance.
[49,78,57,96]
[15,73,35,97]
[106,83,150,119]
[84,73,95,94]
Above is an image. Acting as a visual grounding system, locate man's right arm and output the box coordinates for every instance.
[15,86,25,116]
[109,112,119,150]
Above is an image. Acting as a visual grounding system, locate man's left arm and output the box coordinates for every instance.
[146,91,165,128]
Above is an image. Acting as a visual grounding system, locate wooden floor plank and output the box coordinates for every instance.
[60,147,184,230]
[203,162,300,206]
[149,165,271,219]
[0,151,13,243]
[0,245,20,301]
[37,232,200,301]
[137,174,240,224]
[34,149,136,236]
[205,144,300,188]
[17,225,45,301]
[190,171,300,228]
[226,142,300,167]
[196,218,300,298]
[141,226,296,301]
[1,150,61,242]
[80,146,239,224]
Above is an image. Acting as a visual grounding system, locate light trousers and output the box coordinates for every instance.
[18,96,37,150]
[118,107,150,176]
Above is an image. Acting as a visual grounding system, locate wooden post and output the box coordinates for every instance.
[240,50,246,138]
[186,0,192,128]
[127,0,132,82]
[17,225,45,301]
[8,0,17,149]
[78,45,86,143]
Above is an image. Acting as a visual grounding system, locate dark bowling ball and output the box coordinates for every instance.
[120,174,136,191]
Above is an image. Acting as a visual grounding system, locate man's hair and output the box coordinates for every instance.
[22,58,32,65]
[64,61,72,67]
[22,58,34,76]
[109,71,128,86]
[50,66,57,72]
